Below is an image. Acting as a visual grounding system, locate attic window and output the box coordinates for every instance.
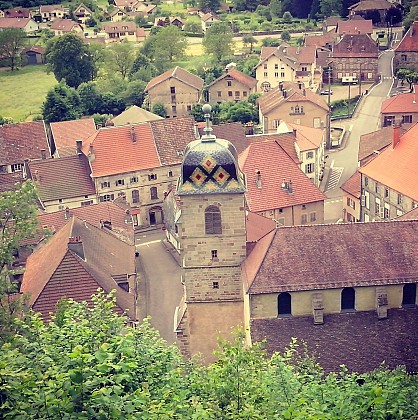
[278,292,291,317]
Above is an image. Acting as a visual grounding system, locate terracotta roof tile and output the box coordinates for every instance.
[260,46,276,60]
[50,118,96,156]
[50,19,81,32]
[340,170,361,198]
[381,88,418,114]
[245,211,276,243]
[245,220,418,294]
[103,21,137,33]
[0,172,24,193]
[336,19,373,34]
[208,68,257,89]
[359,123,418,200]
[349,0,393,12]
[3,8,30,18]
[394,22,418,52]
[246,133,299,163]
[86,123,161,177]
[257,45,316,69]
[28,154,95,202]
[0,121,50,165]
[332,33,378,57]
[238,140,326,213]
[145,66,204,92]
[287,123,323,151]
[251,308,418,373]
[258,81,329,115]
[304,32,338,48]
[358,126,395,163]
[0,17,33,28]
[21,217,136,320]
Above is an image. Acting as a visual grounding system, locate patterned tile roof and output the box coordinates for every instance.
[208,68,257,89]
[21,217,136,320]
[238,140,326,213]
[381,89,418,114]
[394,22,418,52]
[111,106,163,126]
[336,19,373,34]
[340,170,361,198]
[0,121,49,166]
[28,154,95,202]
[145,66,204,92]
[332,33,378,57]
[251,308,418,373]
[258,81,329,115]
[359,123,418,200]
[50,18,81,31]
[243,220,418,294]
[50,118,96,156]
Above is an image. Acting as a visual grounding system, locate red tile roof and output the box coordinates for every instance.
[252,308,418,373]
[0,172,24,193]
[358,126,397,164]
[28,154,95,202]
[340,170,361,198]
[287,122,323,151]
[258,81,329,115]
[381,88,418,114]
[208,68,257,89]
[257,45,317,68]
[336,19,373,34]
[348,0,393,12]
[243,220,418,294]
[394,22,418,52]
[3,8,30,18]
[21,217,136,320]
[332,33,378,57]
[50,19,81,32]
[359,122,418,200]
[145,66,204,92]
[85,123,160,177]
[246,211,276,243]
[0,121,50,166]
[0,17,33,28]
[50,118,96,156]
[304,32,338,48]
[103,21,137,33]
[40,4,65,12]
[238,140,326,213]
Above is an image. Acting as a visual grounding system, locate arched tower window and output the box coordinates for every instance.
[278,292,291,317]
[341,287,355,311]
[205,205,222,234]
[402,283,417,307]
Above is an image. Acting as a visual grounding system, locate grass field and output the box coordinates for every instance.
[0,65,56,122]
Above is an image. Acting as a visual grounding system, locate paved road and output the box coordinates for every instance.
[135,230,183,344]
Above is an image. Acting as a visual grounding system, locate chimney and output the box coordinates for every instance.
[33,169,39,181]
[255,170,262,189]
[40,149,46,159]
[303,89,306,96]
[64,206,70,220]
[293,128,297,137]
[88,144,95,162]
[288,179,293,194]
[76,140,82,155]
[283,90,287,98]
[68,236,85,260]
[392,124,401,149]
[279,81,284,91]
[298,81,302,90]
[130,126,136,143]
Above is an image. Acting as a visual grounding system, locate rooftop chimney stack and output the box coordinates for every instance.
[88,144,95,162]
[64,206,70,220]
[279,82,283,91]
[392,124,401,149]
[255,170,262,189]
[130,126,137,143]
[68,236,85,260]
[40,149,46,160]
[288,179,293,194]
[76,140,82,155]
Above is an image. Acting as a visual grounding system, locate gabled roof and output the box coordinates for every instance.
[243,220,418,294]
[358,122,418,200]
[50,18,81,32]
[394,22,418,53]
[252,308,418,373]
[324,16,340,26]
[28,154,95,202]
[85,123,160,177]
[110,7,127,17]
[380,88,418,114]
[201,12,219,22]
[103,21,137,33]
[257,44,317,68]
[111,105,163,126]
[0,17,34,28]
[40,4,65,12]
[348,0,393,11]
[3,8,30,18]
[358,126,396,163]
[332,33,378,57]
[258,81,329,115]
[114,0,136,8]
[399,206,418,220]
[336,19,373,34]
[340,170,361,198]
[208,68,257,89]
[304,32,338,48]
[74,3,93,14]
[21,217,136,320]
[50,118,97,157]
[0,121,49,166]
[238,140,326,213]
[22,46,45,55]
[246,211,276,244]
[286,122,323,151]
[145,66,204,92]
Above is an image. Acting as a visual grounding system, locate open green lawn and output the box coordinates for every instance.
[0,65,56,122]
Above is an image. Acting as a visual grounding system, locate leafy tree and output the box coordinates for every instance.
[198,0,220,12]
[236,55,258,77]
[296,36,304,46]
[184,20,203,34]
[281,29,291,42]
[396,67,418,89]
[135,14,149,27]
[46,34,97,88]
[42,83,83,122]
[100,92,126,115]
[105,41,136,79]
[77,82,103,115]
[270,0,282,17]
[257,5,272,20]
[320,0,342,17]
[0,28,26,71]
[242,34,257,53]
[386,6,403,26]
[282,10,293,22]
[365,9,381,24]
[152,103,167,117]
[203,22,234,62]
[189,103,205,121]
[123,80,147,107]
[262,36,280,47]
[403,4,418,30]
[153,26,187,65]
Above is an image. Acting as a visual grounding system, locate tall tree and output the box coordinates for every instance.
[77,82,103,115]
[242,34,257,53]
[269,0,282,18]
[198,0,220,12]
[0,28,26,71]
[42,83,83,122]
[105,41,135,79]
[46,34,96,88]
[320,0,342,17]
[153,26,188,64]
[203,22,234,62]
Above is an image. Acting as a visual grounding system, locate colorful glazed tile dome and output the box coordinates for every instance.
[177,105,246,195]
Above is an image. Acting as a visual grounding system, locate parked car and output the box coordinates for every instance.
[320,89,333,95]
